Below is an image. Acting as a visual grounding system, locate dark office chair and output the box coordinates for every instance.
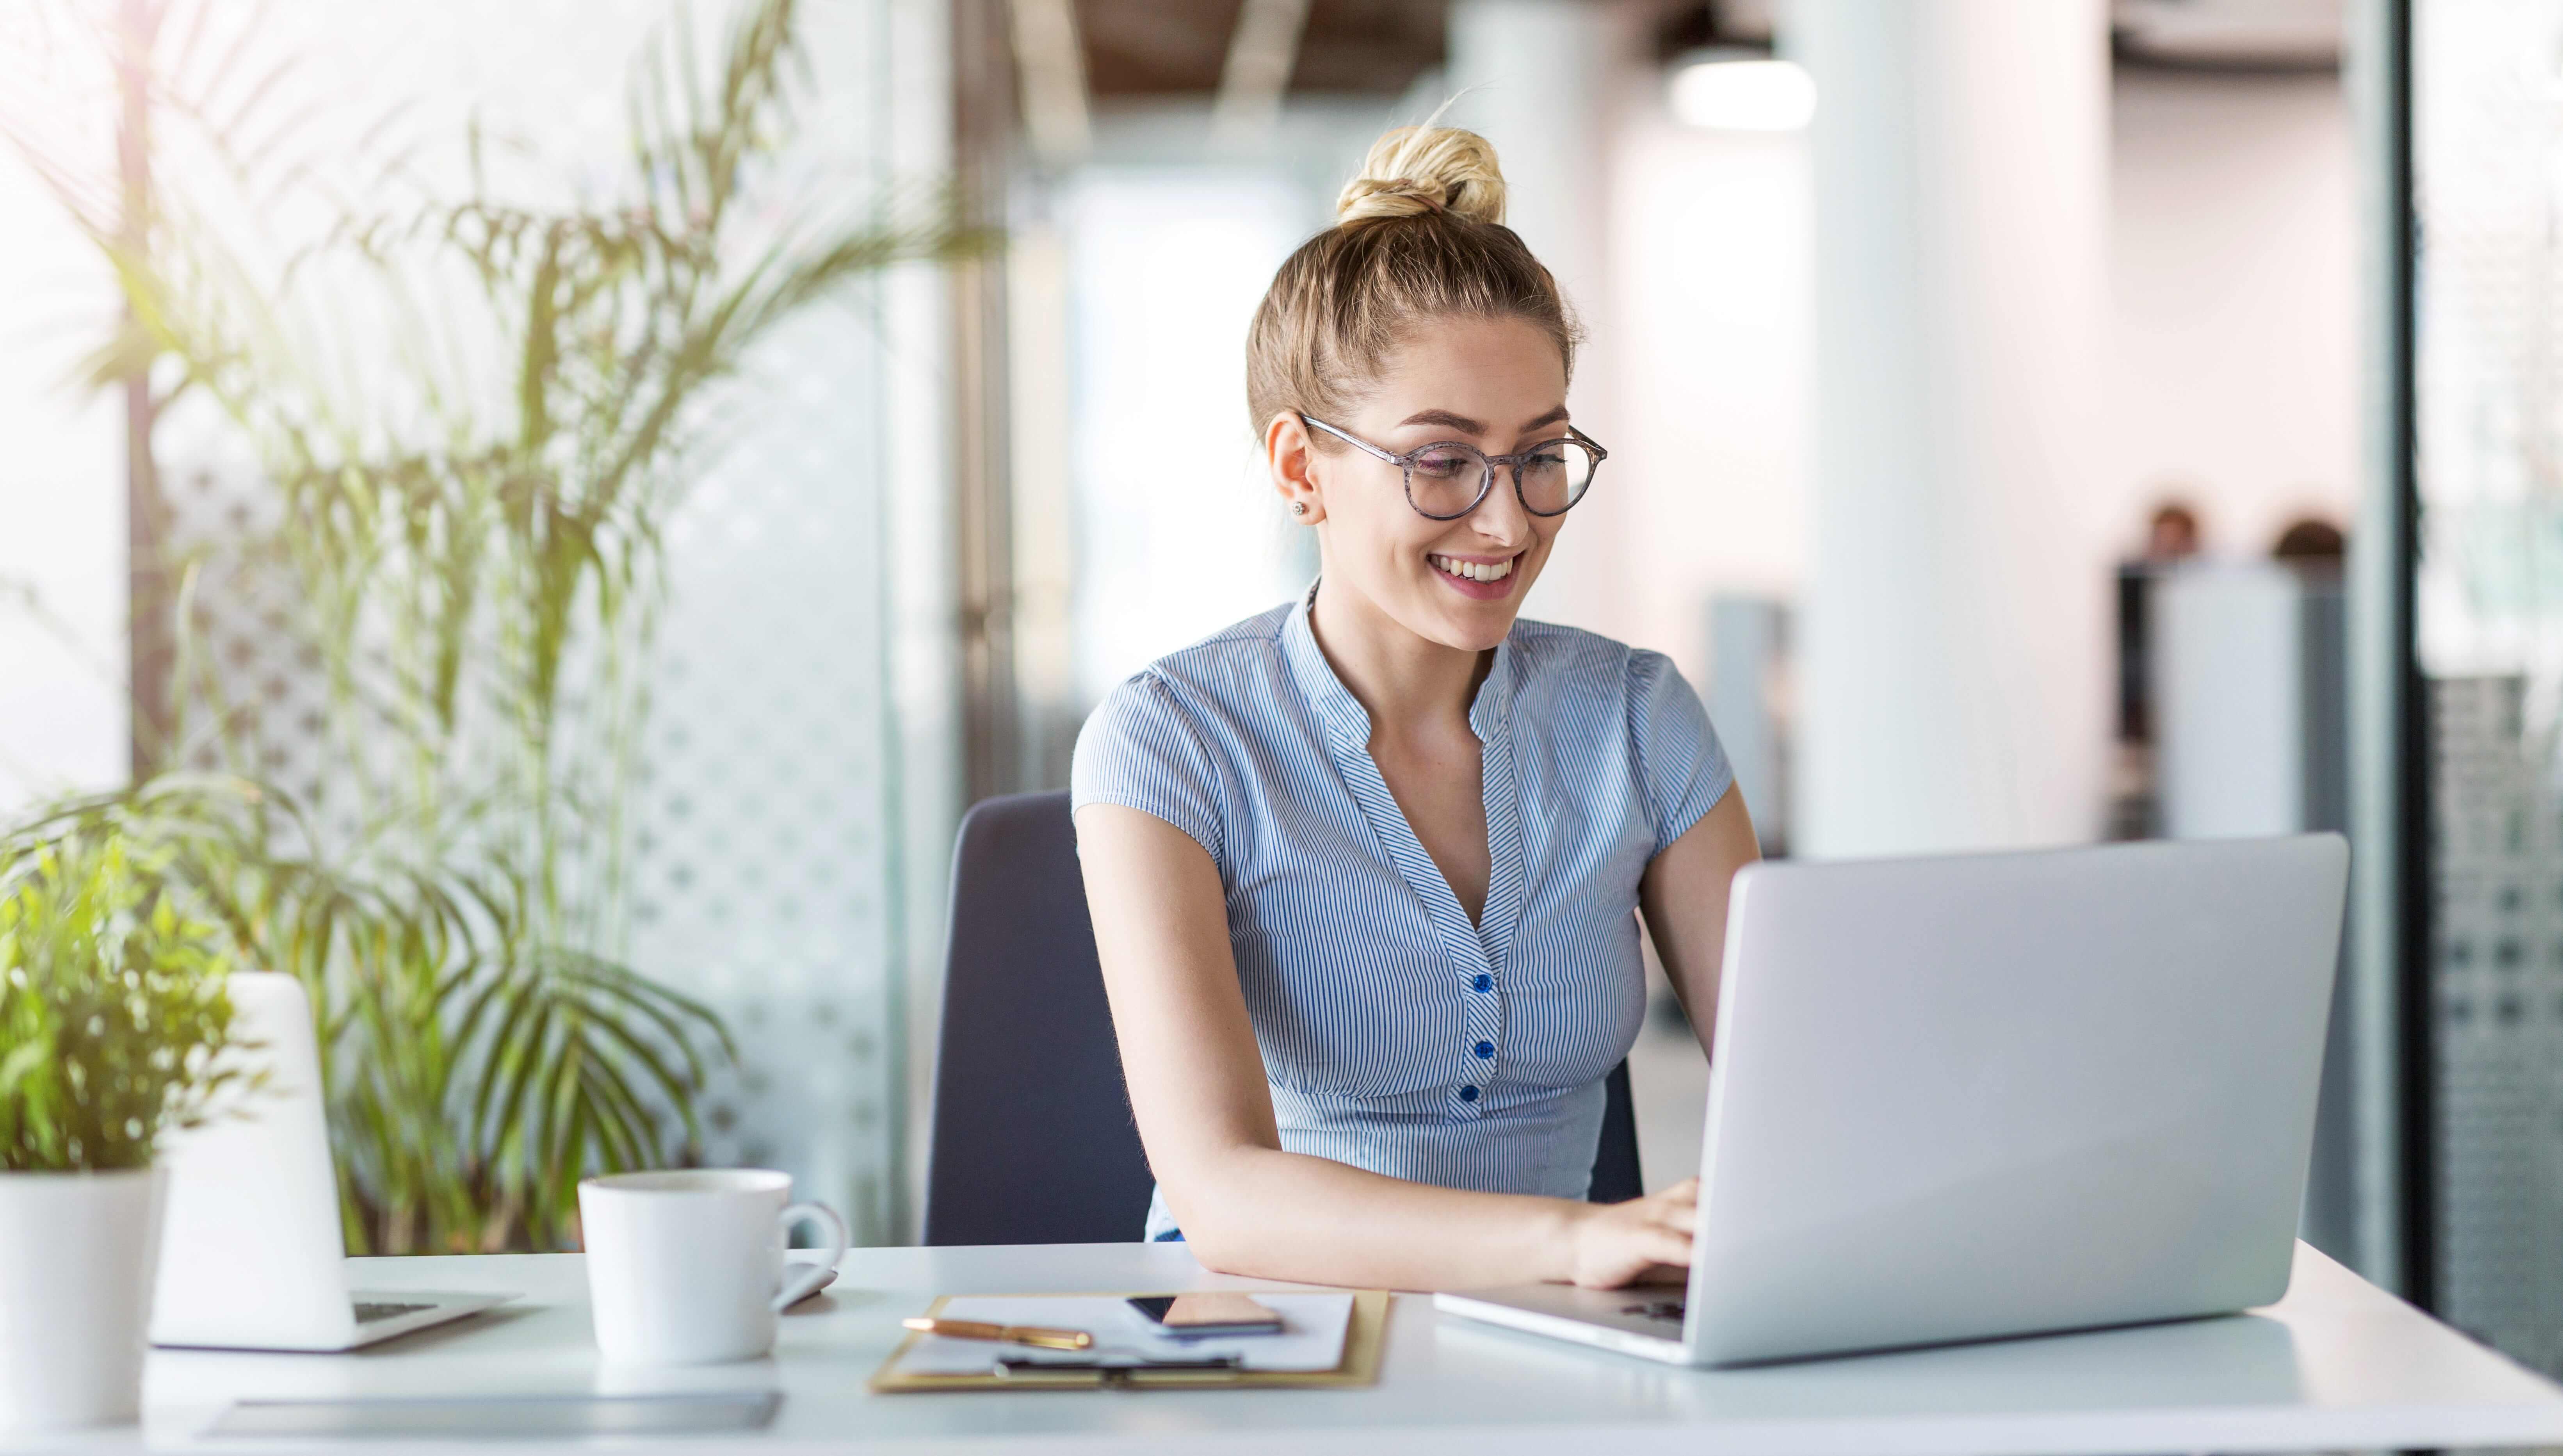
[921,790,1645,1246]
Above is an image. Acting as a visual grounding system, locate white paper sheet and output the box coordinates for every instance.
[892,1293,1354,1376]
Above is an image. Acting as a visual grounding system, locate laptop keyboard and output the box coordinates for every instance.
[1620,1300,1686,1324]
[353,1301,436,1324]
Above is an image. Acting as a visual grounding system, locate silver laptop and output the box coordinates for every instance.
[151,972,513,1351]
[1436,833,2348,1367]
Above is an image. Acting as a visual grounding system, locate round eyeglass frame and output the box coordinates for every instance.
[1297,413,1607,521]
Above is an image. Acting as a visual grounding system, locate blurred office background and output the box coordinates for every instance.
[6,0,2563,1378]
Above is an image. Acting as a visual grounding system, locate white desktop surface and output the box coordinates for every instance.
[106,1241,2563,1454]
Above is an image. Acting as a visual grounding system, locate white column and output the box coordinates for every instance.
[1791,0,2111,857]
[1445,1,1607,308]
[1445,0,1630,639]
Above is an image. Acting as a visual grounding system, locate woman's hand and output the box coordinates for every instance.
[1565,1178,1698,1289]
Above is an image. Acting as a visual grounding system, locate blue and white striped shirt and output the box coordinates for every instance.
[1071,587,1733,1240]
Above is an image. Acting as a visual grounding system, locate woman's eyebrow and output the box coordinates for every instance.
[1396,408,1486,434]
[1394,405,1572,435]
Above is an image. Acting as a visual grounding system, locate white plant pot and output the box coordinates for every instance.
[0,1167,166,1433]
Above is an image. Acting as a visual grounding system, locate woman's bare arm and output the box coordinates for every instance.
[1075,802,1696,1291]
[1639,786,1762,1058]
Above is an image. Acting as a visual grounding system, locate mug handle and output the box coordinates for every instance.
[773,1201,850,1312]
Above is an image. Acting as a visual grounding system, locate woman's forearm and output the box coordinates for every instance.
[1165,1143,1586,1291]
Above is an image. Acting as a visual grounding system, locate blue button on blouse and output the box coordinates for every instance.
[1071,587,1733,1240]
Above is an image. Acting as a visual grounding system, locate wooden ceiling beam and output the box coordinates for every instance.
[1212,0,1313,142]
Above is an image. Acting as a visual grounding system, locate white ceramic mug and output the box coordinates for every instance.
[578,1169,848,1365]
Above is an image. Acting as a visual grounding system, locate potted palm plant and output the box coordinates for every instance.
[0,818,243,1432]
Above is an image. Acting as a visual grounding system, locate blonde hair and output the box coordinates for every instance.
[1246,124,1580,438]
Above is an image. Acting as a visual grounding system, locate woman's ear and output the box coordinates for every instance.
[1266,413,1327,525]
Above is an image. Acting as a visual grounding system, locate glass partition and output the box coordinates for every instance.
[2414,0,2563,1371]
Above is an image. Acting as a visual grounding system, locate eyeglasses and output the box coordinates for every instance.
[1299,413,1607,521]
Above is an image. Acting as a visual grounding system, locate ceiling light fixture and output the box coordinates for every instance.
[1667,52,1817,132]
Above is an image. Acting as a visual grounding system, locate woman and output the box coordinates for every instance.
[1072,124,1760,1292]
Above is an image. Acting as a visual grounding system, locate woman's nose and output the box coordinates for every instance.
[1470,472,1533,545]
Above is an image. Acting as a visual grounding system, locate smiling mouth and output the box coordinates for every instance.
[1429,553,1516,584]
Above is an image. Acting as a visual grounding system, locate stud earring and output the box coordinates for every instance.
[1291,501,1310,517]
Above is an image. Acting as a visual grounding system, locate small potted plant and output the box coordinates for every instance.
[0,821,242,1432]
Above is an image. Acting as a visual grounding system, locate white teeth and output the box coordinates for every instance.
[1432,554,1513,584]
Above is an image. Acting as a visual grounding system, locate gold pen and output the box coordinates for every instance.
[901,1316,1094,1351]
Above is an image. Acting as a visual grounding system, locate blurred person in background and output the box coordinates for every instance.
[2110,494,2211,838]
[2145,501,2204,562]
[2272,516,2346,565]
[1071,124,1759,1292]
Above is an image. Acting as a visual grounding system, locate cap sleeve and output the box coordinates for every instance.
[1627,650,1736,857]
[1071,673,1226,872]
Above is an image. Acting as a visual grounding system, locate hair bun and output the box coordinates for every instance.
[1334,125,1508,227]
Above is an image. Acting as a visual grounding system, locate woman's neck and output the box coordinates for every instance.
[1307,577,1493,742]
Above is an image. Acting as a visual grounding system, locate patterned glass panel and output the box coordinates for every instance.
[2416,0,2563,1372]
[630,310,908,1241]
[147,0,923,1246]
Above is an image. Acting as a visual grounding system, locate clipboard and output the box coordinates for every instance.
[869,1290,1390,1392]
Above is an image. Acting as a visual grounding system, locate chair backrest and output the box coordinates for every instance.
[923,791,1150,1245]
[921,789,1644,1246]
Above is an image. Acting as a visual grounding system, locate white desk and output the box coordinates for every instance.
[116,1241,2563,1454]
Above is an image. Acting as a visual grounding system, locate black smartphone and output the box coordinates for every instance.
[1127,1293,1286,1337]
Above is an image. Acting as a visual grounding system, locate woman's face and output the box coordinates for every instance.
[1287,314,1570,655]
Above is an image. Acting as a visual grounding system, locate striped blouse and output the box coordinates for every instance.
[1071,586,1734,1240]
